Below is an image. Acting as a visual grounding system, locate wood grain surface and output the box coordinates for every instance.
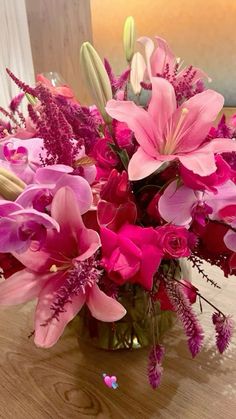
[0,262,235,419]
[25,0,93,103]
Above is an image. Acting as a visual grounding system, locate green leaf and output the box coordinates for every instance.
[117,149,129,170]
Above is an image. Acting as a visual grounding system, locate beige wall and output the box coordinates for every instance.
[91,0,236,106]
[26,0,92,103]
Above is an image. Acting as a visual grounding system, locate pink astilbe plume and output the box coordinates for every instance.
[6,68,36,96]
[148,344,165,389]
[104,58,130,94]
[212,312,234,354]
[165,279,204,357]
[28,84,78,166]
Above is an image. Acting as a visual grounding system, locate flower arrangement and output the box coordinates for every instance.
[0,17,235,389]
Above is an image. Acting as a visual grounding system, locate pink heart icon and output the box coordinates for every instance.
[104,375,117,388]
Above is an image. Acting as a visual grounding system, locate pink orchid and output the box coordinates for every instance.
[101,224,162,290]
[0,187,126,348]
[138,36,209,85]
[159,179,236,227]
[0,137,45,183]
[0,201,59,253]
[106,77,236,181]
[16,164,93,214]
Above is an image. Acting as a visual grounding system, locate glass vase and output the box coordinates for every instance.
[77,284,174,350]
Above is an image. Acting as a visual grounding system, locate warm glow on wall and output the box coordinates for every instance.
[91,0,236,105]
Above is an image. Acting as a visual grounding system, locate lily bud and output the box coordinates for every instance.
[0,167,26,189]
[0,175,25,200]
[123,16,136,63]
[80,42,112,123]
[130,52,146,94]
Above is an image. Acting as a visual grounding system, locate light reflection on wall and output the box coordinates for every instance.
[91,0,236,105]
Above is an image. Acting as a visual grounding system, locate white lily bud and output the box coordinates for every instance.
[123,16,136,63]
[130,52,146,94]
[0,173,25,200]
[80,42,112,123]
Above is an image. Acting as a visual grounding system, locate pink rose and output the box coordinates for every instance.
[156,225,195,258]
[91,138,119,180]
[101,224,162,290]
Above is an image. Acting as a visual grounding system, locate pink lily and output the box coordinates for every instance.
[138,36,209,84]
[106,77,236,180]
[0,187,126,348]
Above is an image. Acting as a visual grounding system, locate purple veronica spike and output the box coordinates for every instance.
[212,312,234,354]
[148,344,165,389]
[165,279,204,357]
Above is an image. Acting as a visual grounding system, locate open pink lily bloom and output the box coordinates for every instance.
[106,77,236,180]
[138,36,209,84]
[0,187,126,348]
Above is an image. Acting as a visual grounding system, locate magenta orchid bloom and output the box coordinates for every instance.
[16,164,93,214]
[0,137,45,183]
[159,179,236,227]
[138,36,209,85]
[0,187,126,348]
[0,201,59,253]
[106,77,236,181]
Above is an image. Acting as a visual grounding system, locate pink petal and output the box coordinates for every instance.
[139,244,162,290]
[0,269,49,305]
[51,186,85,234]
[53,174,92,215]
[174,90,224,154]
[148,77,176,147]
[11,208,59,231]
[86,284,126,322]
[34,273,86,348]
[16,185,54,208]
[151,36,176,75]
[137,36,155,80]
[205,180,236,219]
[178,152,217,176]
[128,147,164,180]
[0,201,22,216]
[75,229,101,262]
[35,164,73,184]
[158,180,196,225]
[224,230,236,252]
[106,99,158,156]
[198,138,236,155]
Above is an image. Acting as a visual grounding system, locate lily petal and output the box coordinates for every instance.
[34,273,86,348]
[0,269,49,305]
[106,99,158,156]
[86,283,126,322]
[128,147,167,180]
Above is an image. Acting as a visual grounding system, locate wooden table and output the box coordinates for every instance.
[0,262,235,419]
[0,108,236,418]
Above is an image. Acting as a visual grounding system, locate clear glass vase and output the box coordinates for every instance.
[77,284,174,350]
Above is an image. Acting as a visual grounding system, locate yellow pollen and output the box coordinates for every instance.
[50,264,58,272]
[181,107,189,114]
